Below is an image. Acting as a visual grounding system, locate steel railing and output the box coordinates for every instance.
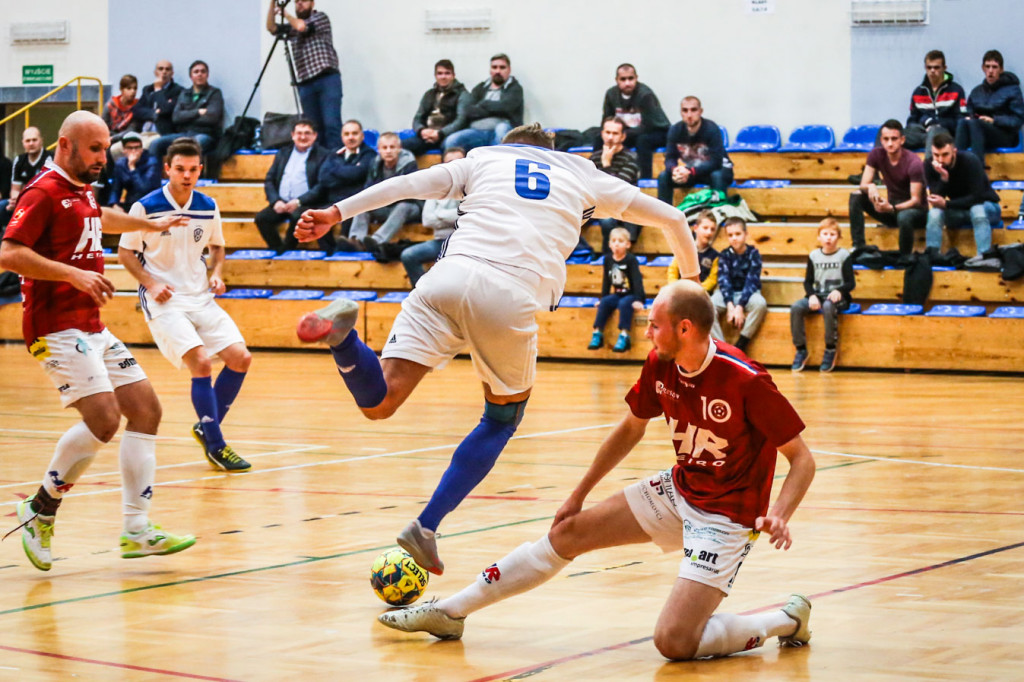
[0,76,104,149]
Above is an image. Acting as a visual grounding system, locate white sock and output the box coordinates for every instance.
[119,431,157,534]
[41,421,104,499]
[439,534,571,619]
[694,610,798,658]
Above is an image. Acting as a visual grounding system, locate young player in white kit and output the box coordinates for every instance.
[118,137,253,472]
[294,124,701,575]
[378,281,817,663]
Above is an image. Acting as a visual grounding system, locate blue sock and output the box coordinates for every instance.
[191,377,226,451]
[330,329,387,409]
[418,415,516,531]
[214,367,246,423]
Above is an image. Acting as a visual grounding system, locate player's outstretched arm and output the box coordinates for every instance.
[100,207,187,234]
[754,435,815,550]
[619,193,700,283]
[1,239,114,306]
[552,412,649,526]
[295,205,341,243]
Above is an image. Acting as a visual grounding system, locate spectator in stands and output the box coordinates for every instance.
[0,153,11,201]
[150,60,224,163]
[600,64,670,179]
[925,131,1002,267]
[588,226,646,353]
[0,127,51,232]
[267,0,342,150]
[108,133,162,211]
[711,217,765,353]
[589,117,641,253]
[254,119,328,254]
[400,147,466,286]
[956,49,1024,164]
[905,50,967,152]
[790,218,855,374]
[350,132,421,258]
[102,75,153,142]
[319,119,377,250]
[443,54,524,152]
[667,209,718,294]
[657,96,733,203]
[848,119,926,259]
[140,60,183,138]
[403,60,471,156]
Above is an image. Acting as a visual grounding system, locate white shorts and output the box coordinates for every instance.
[30,328,148,408]
[624,469,759,595]
[382,256,539,395]
[147,300,245,369]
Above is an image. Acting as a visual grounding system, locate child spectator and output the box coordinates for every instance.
[790,218,855,373]
[588,227,646,353]
[667,209,718,293]
[711,217,765,352]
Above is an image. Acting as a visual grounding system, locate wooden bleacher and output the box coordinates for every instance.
[5,148,1024,372]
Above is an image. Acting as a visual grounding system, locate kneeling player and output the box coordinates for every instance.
[378,281,816,661]
[118,137,253,472]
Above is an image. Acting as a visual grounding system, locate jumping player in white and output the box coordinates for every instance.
[378,280,816,662]
[0,111,196,569]
[118,137,253,472]
[294,123,701,575]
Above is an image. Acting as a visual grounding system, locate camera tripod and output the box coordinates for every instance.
[240,0,302,121]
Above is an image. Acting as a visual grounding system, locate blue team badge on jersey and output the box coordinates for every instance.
[193,227,203,242]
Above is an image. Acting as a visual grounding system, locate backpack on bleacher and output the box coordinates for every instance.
[1000,244,1024,280]
[206,115,260,180]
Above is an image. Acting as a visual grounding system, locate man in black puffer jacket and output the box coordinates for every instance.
[956,49,1024,164]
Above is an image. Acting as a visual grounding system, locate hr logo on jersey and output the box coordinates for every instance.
[669,417,729,466]
[71,217,103,260]
[482,564,501,584]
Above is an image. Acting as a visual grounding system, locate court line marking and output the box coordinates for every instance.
[465,538,1024,682]
[0,423,619,505]
[0,644,240,681]
[811,448,1024,473]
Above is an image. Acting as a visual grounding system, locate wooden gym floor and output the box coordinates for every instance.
[0,343,1022,681]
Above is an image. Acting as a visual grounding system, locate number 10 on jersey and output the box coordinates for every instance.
[514,159,551,200]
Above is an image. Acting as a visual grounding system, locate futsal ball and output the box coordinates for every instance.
[370,548,429,606]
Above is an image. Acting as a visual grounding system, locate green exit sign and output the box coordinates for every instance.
[22,65,53,84]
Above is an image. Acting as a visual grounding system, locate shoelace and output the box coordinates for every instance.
[220,447,245,464]
[3,509,54,542]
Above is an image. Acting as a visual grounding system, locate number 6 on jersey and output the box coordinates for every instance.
[514,159,551,200]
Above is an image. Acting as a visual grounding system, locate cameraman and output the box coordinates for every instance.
[266,0,342,149]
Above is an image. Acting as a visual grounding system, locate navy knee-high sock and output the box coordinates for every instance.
[214,367,246,423]
[418,416,516,531]
[329,329,387,408]
[191,377,226,451]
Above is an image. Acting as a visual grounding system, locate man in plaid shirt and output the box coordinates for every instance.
[267,0,342,149]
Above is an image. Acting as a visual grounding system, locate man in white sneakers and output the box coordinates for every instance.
[119,137,253,472]
[378,281,816,662]
[294,123,701,576]
[0,111,195,569]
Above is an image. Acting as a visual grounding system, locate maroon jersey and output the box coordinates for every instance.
[625,340,805,528]
[4,164,105,346]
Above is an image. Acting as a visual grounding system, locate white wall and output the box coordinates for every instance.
[0,0,108,88]
[260,0,852,137]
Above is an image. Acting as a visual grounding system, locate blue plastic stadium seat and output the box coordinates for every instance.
[994,130,1023,153]
[397,129,416,140]
[842,302,862,315]
[588,255,648,266]
[989,306,1024,318]
[269,289,325,301]
[727,125,781,152]
[925,305,986,317]
[1007,220,1024,230]
[195,179,215,187]
[565,255,592,265]
[738,179,791,188]
[863,303,923,316]
[992,181,1024,190]
[637,178,657,189]
[325,290,378,301]
[778,125,835,152]
[719,125,729,148]
[218,288,273,299]
[567,145,594,153]
[378,291,410,303]
[558,296,600,308]
[648,255,674,267]
[235,149,256,155]
[261,149,278,155]
[323,252,375,261]
[363,129,379,149]
[226,249,276,260]
[835,125,880,152]
[273,250,327,260]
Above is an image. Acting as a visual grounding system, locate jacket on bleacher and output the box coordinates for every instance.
[171,85,224,139]
[465,76,524,128]
[966,71,1024,132]
[318,142,376,205]
[411,80,471,140]
[264,143,328,207]
[907,71,967,132]
[141,80,184,136]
